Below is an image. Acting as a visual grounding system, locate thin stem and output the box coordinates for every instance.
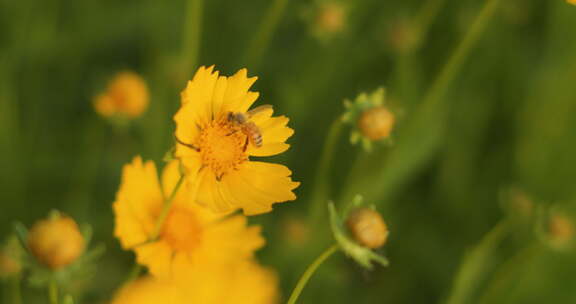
[49,279,58,304]
[414,0,447,44]
[444,221,508,304]
[152,174,185,240]
[367,0,503,205]
[478,243,541,304]
[421,0,502,109]
[11,274,22,304]
[287,244,339,304]
[181,0,204,78]
[308,119,343,224]
[244,0,289,69]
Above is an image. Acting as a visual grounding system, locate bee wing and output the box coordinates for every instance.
[246,104,273,118]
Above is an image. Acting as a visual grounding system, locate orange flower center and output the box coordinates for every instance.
[198,116,248,178]
[160,208,203,252]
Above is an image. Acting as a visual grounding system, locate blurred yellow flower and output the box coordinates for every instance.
[93,71,149,119]
[111,261,279,304]
[547,213,574,250]
[113,157,264,279]
[316,2,346,34]
[568,0,576,5]
[111,277,184,304]
[27,212,85,269]
[0,237,22,277]
[173,66,300,215]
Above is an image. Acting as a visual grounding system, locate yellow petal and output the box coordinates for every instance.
[113,156,162,248]
[222,161,299,215]
[211,75,229,119]
[174,66,219,141]
[196,170,236,213]
[135,241,173,277]
[220,69,259,114]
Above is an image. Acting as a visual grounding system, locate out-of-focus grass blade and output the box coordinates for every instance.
[444,221,508,304]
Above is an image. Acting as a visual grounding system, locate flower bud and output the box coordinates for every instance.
[317,3,345,34]
[28,213,85,269]
[388,18,419,54]
[346,208,389,249]
[548,214,574,249]
[357,106,395,141]
[0,238,21,277]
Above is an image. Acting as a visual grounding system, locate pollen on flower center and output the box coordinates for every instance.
[198,116,248,178]
[161,208,202,252]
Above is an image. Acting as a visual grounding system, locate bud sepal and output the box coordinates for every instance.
[328,196,389,269]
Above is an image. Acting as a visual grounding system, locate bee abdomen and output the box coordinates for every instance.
[253,134,263,147]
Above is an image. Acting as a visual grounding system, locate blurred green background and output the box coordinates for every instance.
[2,0,576,303]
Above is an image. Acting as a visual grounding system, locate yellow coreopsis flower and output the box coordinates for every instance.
[173,66,300,215]
[94,71,149,119]
[111,260,279,304]
[568,0,576,5]
[113,157,264,279]
[111,277,184,304]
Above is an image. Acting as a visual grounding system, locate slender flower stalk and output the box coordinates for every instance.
[478,243,541,304]
[11,274,22,304]
[309,119,343,223]
[151,174,185,240]
[181,0,204,78]
[445,221,509,304]
[49,279,58,304]
[287,244,339,304]
[360,0,504,205]
[124,172,184,283]
[421,0,502,109]
[413,0,447,45]
[244,0,289,68]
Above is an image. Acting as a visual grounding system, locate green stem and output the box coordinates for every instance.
[287,244,339,304]
[414,0,447,45]
[49,279,58,304]
[478,243,540,304]
[366,0,503,205]
[308,119,343,224]
[244,0,289,68]
[444,221,509,304]
[181,0,204,77]
[421,0,502,109]
[152,174,185,240]
[11,274,22,304]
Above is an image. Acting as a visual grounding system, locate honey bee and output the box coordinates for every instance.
[227,105,272,150]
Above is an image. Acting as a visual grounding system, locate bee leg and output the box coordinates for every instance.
[175,136,200,151]
[225,130,238,136]
[242,137,249,152]
[216,173,223,182]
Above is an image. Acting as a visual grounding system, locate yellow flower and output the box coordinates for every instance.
[113,156,264,279]
[111,277,184,304]
[111,261,279,304]
[173,66,300,215]
[0,237,22,277]
[568,0,576,5]
[27,212,85,269]
[94,71,149,119]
